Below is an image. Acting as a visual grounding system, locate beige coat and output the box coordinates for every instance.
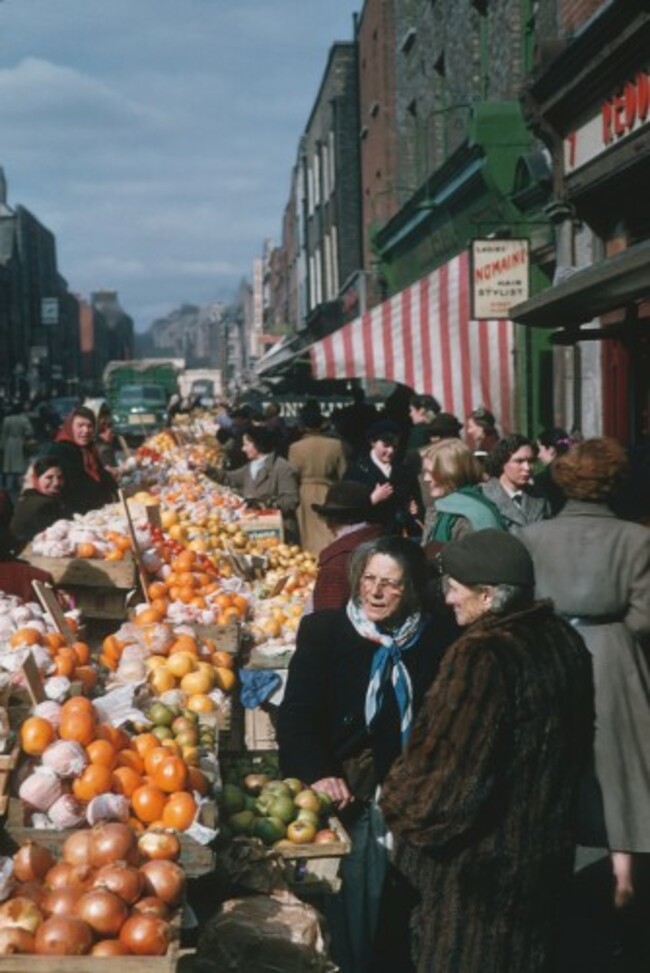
[518,501,650,850]
[288,433,346,555]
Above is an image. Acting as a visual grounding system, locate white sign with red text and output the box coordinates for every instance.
[470,239,529,320]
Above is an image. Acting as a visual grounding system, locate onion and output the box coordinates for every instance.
[132,896,170,920]
[139,859,185,908]
[14,883,47,908]
[137,830,181,862]
[0,897,43,934]
[48,794,86,830]
[0,926,35,954]
[62,829,94,867]
[119,914,171,956]
[42,886,84,918]
[92,939,131,955]
[34,916,93,955]
[45,861,94,891]
[90,822,139,868]
[13,842,55,883]
[75,888,128,937]
[93,862,144,905]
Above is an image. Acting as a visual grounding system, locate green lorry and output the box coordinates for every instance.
[103,359,184,441]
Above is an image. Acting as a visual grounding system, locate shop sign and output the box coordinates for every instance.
[565,69,650,174]
[470,239,529,320]
[41,297,59,326]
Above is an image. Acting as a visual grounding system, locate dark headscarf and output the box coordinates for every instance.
[55,407,104,483]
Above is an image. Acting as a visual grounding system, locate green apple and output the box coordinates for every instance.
[267,795,297,824]
[264,781,291,799]
[282,777,304,797]
[253,816,287,845]
[296,808,320,828]
[228,810,256,835]
[220,784,245,814]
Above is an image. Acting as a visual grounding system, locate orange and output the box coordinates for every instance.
[72,763,113,802]
[187,766,209,796]
[211,651,235,670]
[112,766,143,798]
[43,631,67,652]
[213,667,237,693]
[147,581,169,601]
[60,710,96,748]
[180,669,214,695]
[54,647,78,677]
[153,755,189,794]
[162,791,197,831]
[149,597,169,616]
[76,542,98,558]
[96,723,131,751]
[86,739,118,769]
[144,746,172,778]
[9,627,42,648]
[171,551,195,573]
[70,641,91,666]
[116,749,145,775]
[74,666,98,692]
[131,783,167,824]
[104,549,124,561]
[148,667,177,694]
[132,733,160,758]
[135,607,165,626]
[20,716,55,756]
[168,635,198,656]
[185,693,215,714]
[102,634,124,662]
[61,696,95,719]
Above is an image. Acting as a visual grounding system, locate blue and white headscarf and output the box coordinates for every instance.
[347,598,424,748]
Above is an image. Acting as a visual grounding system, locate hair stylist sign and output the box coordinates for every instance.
[470,239,530,320]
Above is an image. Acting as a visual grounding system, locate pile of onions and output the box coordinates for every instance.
[1,827,182,956]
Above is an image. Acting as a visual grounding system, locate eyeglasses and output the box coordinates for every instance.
[361,574,404,594]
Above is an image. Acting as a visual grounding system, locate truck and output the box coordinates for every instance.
[102,358,184,441]
[178,368,223,404]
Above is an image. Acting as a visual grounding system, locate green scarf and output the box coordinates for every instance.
[428,485,506,542]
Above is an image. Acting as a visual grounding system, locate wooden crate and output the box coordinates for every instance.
[0,916,180,971]
[189,620,241,655]
[274,817,351,892]
[22,548,137,590]
[0,744,19,816]
[239,511,283,542]
[244,705,278,752]
[3,797,216,878]
[65,584,132,620]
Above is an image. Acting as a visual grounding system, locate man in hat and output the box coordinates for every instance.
[344,419,423,537]
[308,481,383,612]
[288,400,347,556]
[379,530,594,973]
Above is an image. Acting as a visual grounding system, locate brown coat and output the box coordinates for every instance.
[288,433,346,555]
[380,602,594,973]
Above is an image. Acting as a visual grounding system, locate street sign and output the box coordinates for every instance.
[41,297,59,326]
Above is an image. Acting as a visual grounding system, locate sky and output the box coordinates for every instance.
[0,0,359,331]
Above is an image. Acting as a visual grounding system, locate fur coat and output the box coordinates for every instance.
[380,601,594,973]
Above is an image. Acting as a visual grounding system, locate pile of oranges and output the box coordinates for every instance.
[19,697,208,833]
[9,626,97,693]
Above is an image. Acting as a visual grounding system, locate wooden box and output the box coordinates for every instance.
[22,548,137,590]
[244,705,278,752]
[239,511,283,543]
[0,744,19,816]
[274,817,351,892]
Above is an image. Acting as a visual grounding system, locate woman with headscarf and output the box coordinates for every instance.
[47,406,118,514]
[518,438,650,911]
[10,455,70,549]
[277,535,457,973]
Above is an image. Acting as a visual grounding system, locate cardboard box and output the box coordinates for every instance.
[239,510,284,542]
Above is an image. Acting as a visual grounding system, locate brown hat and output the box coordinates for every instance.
[441,529,534,586]
[311,481,372,519]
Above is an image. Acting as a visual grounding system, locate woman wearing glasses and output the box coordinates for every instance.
[277,535,457,973]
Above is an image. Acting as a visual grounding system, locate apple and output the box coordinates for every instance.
[314,829,338,844]
[267,795,297,824]
[264,781,292,799]
[282,777,304,797]
[228,810,256,835]
[293,789,321,814]
[253,816,287,845]
[220,784,245,814]
[243,773,270,796]
[314,789,333,815]
[296,808,320,829]
[286,819,317,844]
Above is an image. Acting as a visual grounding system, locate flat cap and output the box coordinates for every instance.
[441,529,534,586]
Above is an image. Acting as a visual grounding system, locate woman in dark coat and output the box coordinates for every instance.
[277,535,457,973]
[46,407,118,515]
[10,455,70,549]
[380,530,594,973]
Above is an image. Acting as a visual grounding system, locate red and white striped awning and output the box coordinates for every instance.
[310,250,515,432]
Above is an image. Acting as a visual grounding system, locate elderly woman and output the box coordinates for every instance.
[277,535,456,973]
[47,406,118,515]
[207,423,300,543]
[518,438,650,911]
[10,455,70,549]
[481,433,549,530]
[421,439,505,553]
[379,530,594,973]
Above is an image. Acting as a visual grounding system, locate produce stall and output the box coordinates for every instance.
[0,423,344,965]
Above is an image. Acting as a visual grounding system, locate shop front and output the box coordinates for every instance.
[513,3,650,444]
